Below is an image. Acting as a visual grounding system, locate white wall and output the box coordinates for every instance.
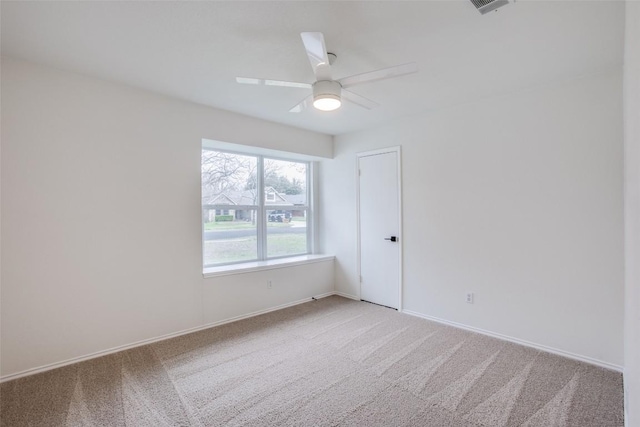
[624,1,640,424]
[321,70,624,367]
[0,57,334,378]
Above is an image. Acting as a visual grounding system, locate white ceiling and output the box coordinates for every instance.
[1,1,624,136]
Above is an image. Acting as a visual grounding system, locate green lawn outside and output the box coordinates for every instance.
[203,233,307,265]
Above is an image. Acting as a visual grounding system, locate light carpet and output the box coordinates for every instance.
[0,296,624,426]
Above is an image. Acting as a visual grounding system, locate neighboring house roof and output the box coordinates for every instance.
[264,186,290,205]
[283,194,306,205]
[208,193,237,205]
[202,186,293,206]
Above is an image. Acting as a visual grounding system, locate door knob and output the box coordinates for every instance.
[384,236,398,242]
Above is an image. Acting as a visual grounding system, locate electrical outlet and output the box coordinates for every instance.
[267,280,272,289]
[466,292,474,304]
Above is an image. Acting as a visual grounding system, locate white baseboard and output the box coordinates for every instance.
[625,407,629,427]
[334,291,360,301]
[0,293,335,383]
[402,309,623,373]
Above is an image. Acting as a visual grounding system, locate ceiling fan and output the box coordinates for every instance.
[236,32,418,113]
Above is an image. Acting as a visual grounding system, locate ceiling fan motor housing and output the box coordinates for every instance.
[313,80,342,103]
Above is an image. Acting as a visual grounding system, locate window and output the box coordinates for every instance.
[202,148,311,267]
[265,189,276,202]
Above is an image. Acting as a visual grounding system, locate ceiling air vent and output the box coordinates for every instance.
[470,0,509,14]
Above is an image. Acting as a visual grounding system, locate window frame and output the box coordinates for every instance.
[202,147,312,269]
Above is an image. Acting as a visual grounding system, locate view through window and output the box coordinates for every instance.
[202,149,310,267]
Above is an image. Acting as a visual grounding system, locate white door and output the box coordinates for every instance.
[358,149,401,309]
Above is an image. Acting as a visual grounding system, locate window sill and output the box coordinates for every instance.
[203,254,335,278]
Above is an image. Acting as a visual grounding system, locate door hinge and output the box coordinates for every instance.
[358,169,361,176]
[359,275,362,283]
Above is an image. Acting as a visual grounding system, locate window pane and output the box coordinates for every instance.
[263,159,307,206]
[203,208,257,265]
[266,210,307,258]
[202,150,259,205]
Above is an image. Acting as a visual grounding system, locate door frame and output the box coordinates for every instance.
[356,146,403,311]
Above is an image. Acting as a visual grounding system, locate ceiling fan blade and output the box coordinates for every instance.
[236,77,311,89]
[342,90,380,110]
[300,32,332,81]
[338,62,418,89]
[289,95,313,113]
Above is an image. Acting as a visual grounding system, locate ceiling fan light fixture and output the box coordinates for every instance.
[312,80,342,111]
[313,95,341,111]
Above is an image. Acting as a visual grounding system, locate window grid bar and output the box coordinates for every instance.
[264,205,309,210]
[257,157,266,260]
[204,205,308,210]
[306,162,312,254]
[203,205,258,210]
